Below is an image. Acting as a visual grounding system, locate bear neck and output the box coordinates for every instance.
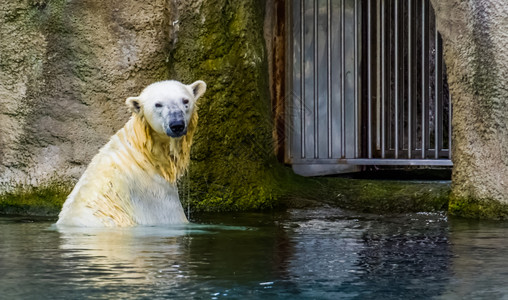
[124,113,197,183]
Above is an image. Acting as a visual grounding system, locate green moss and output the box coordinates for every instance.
[26,0,67,31]
[167,0,453,214]
[277,174,451,213]
[449,193,508,220]
[0,181,71,216]
[2,0,455,217]
[170,0,281,212]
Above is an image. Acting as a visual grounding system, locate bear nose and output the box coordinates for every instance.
[169,120,185,134]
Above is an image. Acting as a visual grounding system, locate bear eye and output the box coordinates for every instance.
[182,99,189,105]
[155,103,163,108]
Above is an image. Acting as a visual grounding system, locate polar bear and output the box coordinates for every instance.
[57,80,206,227]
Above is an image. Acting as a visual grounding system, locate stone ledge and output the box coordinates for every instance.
[279,176,451,214]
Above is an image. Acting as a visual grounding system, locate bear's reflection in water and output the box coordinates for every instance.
[57,226,196,290]
[56,221,289,297]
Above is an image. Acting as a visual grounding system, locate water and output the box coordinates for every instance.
[1,208,508,299]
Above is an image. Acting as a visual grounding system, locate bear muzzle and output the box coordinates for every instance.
[166,120,187,138]
[170,120,185,132]
[164,110,187,138]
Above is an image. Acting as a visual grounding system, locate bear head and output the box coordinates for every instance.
[125,80,206,138]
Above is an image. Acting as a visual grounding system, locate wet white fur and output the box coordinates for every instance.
[57,80,206,227]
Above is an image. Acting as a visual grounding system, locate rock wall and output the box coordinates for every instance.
[169,0,283,211]
[3,0,506,217]
[430,0,508,219]
[0,0,281,212]
[1,0,170,191]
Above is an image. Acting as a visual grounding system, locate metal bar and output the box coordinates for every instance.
[421,0,429,159]
[314,0,319,158]
[412,0,419,159]
[300,0,305,159]
[285,0,293,163]
[408,0,412,159]
[449,93,452,159]
[380,0,386,159]
[327,0,332,158]
[291,158,453,166]
[337,158,453,166]
[367,0,372,158]
[341,0,345,158]
[376,0,381,151]
[434,26,443,158]
[435,31,443,158]
[354,0,359,158]
[386,0,392,156]
[394,0,399,159]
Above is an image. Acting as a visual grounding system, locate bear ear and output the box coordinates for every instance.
[126,97,142,114]
[188,80,207,100]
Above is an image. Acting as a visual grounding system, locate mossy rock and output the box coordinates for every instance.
[448,193,508,220]
[0,182,71,216]
[170,0,281,211]
[278,175,451,214]
[0,0,454,217]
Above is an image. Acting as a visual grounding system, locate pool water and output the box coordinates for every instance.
[1,208,508,299]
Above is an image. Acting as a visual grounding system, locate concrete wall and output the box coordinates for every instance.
[0,0,281,212]
[1,0,507,218]
[0,0,171,189]
[430,0,508,219]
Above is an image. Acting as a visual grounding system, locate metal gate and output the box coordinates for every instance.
[285,0,452,176]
